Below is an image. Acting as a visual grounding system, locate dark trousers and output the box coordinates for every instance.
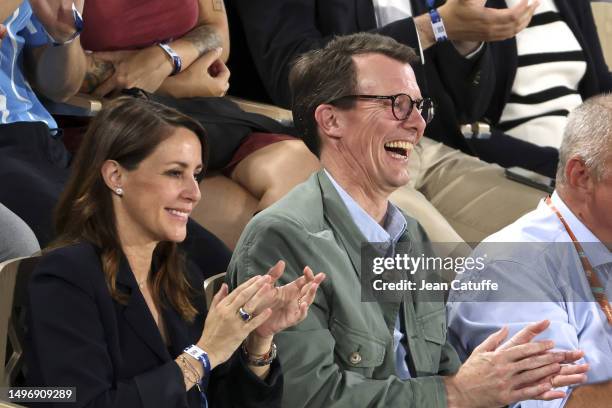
[468,130,559,178]
[0,121,230,275]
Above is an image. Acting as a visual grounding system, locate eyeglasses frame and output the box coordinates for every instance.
[328,93,435,123]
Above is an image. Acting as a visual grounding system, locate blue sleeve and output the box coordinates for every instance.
[20,11,50,48]
[446,259,581,408]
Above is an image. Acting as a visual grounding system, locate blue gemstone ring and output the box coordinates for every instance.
[238,307,252,322]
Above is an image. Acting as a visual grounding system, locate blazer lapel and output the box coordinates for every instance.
[115,256,170,362]
[163,306,191,358]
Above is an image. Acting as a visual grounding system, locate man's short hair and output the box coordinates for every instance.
[557,94,612,183]
[289,33,419,157]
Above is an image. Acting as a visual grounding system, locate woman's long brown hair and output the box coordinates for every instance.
[52,97,209,321]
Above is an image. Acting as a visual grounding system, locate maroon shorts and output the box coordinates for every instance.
[223,132,296,175]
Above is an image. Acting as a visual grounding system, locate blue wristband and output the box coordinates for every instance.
[426,0,448,42]
[184,345,211,408]
[158,42,183,76]
[45,2,84,47]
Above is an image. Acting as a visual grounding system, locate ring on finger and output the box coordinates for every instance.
[238,306,253,322]
[297,297,303,307]
[550,376,556,388]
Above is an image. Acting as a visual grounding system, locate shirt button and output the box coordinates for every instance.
[349,352,362,365]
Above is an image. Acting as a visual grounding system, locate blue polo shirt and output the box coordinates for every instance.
[1,1,57,129]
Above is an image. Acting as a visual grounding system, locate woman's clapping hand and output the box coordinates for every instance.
[252,261,325,338]
[197,275,274,369]
[196,261,325,370]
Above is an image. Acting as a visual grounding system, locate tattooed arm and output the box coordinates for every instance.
[149,0,229,68]
[183,0,229,62]
[81,0,229,96]
[80,53,114,94]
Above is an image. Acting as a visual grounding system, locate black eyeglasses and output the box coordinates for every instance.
[330,94,435,123]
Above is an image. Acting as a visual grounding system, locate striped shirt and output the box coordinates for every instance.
[499,0,586,148]
[1,1,57,129]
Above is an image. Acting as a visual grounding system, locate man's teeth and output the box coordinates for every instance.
[384,141,414,150]
[389,152,407,160]
[168,209,188,218]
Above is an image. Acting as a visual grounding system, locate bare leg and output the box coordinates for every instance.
[230,140,321,211]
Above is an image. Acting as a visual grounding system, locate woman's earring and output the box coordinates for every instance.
[115,187,124,197]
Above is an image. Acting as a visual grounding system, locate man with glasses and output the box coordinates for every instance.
[228,33,587,408]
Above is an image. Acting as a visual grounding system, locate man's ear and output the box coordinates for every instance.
[101,160,124,193]
[314,104,345,140]
[565,157,594,194]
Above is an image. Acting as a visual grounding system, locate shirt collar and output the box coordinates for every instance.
[548,191,612,268]
[324,169,406,244]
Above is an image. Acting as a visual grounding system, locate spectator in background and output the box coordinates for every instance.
[470,0,612,177]
[228,33,588,408]
[0,0,86,248]
[0,0,230,276]
[27,97,325,408]
[0,16,40,261]
[75,0,320,217]
[448,94,612,408]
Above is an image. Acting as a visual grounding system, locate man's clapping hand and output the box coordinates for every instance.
[445,320,588,408]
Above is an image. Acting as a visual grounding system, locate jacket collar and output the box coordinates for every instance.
[317,170,368,278]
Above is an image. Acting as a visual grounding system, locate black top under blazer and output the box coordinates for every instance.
[25,242,282,408]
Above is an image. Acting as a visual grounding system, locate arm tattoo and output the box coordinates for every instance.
[80,55,114,93]
[181,25,222,57]
[212,0,223,11]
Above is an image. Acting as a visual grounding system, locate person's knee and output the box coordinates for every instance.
[0,205,40,262]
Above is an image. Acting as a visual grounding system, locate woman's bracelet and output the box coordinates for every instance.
[241,341,277,366]
[178,355,201,386]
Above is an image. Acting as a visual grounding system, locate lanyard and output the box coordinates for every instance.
[545,196,612,325]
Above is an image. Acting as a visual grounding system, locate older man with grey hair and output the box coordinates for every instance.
[448,94,612,408]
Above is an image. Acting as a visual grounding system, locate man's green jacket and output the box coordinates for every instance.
[227,170,460,407]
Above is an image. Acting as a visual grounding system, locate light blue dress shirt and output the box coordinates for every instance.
[324,170,413,379]
[447,191,612,408]
[1,1,57,128]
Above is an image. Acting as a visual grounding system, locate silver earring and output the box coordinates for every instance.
[115,187,124,196]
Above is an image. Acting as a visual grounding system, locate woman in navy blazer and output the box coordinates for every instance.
[25,97,324,407]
